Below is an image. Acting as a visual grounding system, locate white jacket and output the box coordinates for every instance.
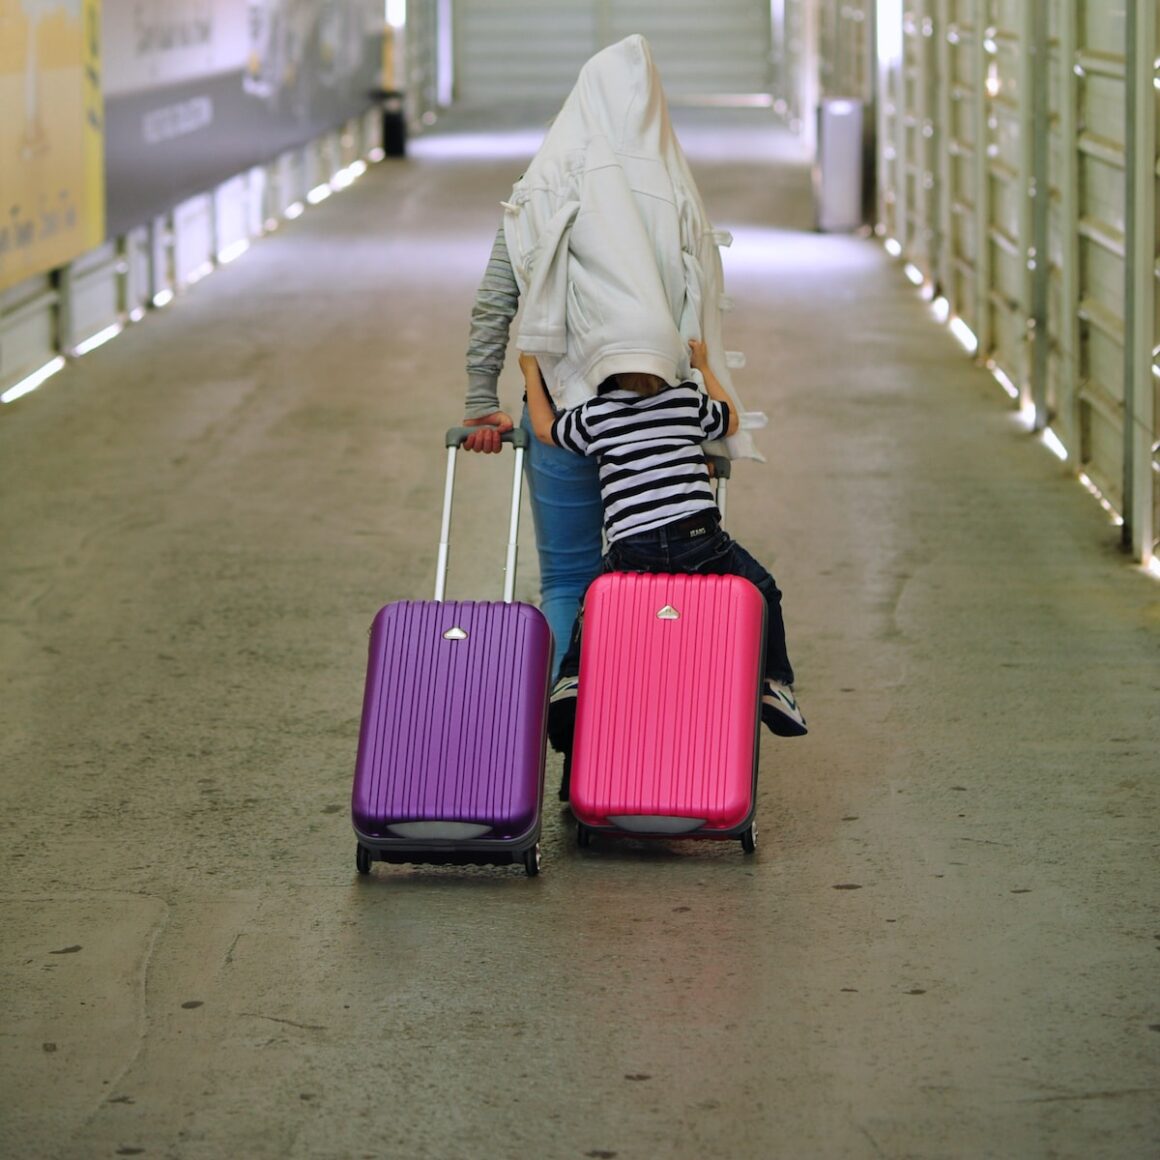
[502,34,761,460]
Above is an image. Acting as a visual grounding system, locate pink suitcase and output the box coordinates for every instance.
[568,569,765,852]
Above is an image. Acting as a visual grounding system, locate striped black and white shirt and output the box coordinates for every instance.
[551,384,730,543]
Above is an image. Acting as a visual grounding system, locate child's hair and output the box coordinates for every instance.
[613,371,667,397]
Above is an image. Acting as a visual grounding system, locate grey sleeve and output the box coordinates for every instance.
[464,224,521,418]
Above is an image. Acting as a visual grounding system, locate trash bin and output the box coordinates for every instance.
[813,98,863,232]
[374,89,406,158]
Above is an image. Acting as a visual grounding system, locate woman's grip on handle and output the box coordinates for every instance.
[456,412,517,452]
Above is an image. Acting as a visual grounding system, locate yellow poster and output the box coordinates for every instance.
[0,0,105,294]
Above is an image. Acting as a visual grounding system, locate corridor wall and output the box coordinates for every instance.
[810,0,1159,570]
[0,3,388,407]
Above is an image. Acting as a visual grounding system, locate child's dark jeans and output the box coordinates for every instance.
[553,506,795,687]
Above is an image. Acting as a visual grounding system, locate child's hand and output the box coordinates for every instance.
[519,351,549,399]
[688,339,708,371]
[519,351,558,445]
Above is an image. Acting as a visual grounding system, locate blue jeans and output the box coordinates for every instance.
[520,408,604,678]
[556,508,795,687]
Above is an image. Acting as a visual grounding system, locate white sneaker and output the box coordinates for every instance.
[762,681,808,737]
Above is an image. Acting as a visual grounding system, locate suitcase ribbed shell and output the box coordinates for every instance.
[352,600,550,841]
[570,572,763,832]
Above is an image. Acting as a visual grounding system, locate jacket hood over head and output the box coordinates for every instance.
[503,34,762,460]
[552,34,672,163]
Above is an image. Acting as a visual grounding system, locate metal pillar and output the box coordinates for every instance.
[1122,0,1157,561]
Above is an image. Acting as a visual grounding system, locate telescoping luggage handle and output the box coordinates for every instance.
[436,426,529,604]
[706,454,731,522]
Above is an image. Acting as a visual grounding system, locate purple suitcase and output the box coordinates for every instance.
[351,428,552,877]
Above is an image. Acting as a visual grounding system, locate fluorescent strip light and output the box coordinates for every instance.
[285,202,305,219]
[73,323,123,356]
[306,184,332,205]
[988,362,1019,399]
[883,238,902,257]
[1041,427,1068,461]
[153,289,175,307]
[331,160,367,191]
[949,316,978,353]
[217,239,250,265]
[1077,473,1124,525]
[903,263,924,286]
[1,356,65,403]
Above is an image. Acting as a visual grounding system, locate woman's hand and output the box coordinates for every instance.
[461,412,514,453]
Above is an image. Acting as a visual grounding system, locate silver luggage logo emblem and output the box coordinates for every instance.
[443,626,468,640]
[656,605,680,620]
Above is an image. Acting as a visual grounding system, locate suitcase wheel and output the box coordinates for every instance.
[355,843,372,875]
[522,843,541,877]
[740,824,757,854]
[576,823,592,848]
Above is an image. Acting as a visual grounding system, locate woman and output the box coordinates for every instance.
[461,34,759,684]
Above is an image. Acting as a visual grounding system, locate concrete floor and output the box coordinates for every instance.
[1,107,1158,1160]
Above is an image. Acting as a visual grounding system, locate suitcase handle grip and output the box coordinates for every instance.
[705,454,731,480]
[445,426,529,450]
[435,427,527,603]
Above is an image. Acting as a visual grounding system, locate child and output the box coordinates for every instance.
[520,340,807,756]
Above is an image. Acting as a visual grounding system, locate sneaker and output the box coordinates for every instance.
[547,674,579,757]
[549,674,579,705]
[762,680,808,737]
